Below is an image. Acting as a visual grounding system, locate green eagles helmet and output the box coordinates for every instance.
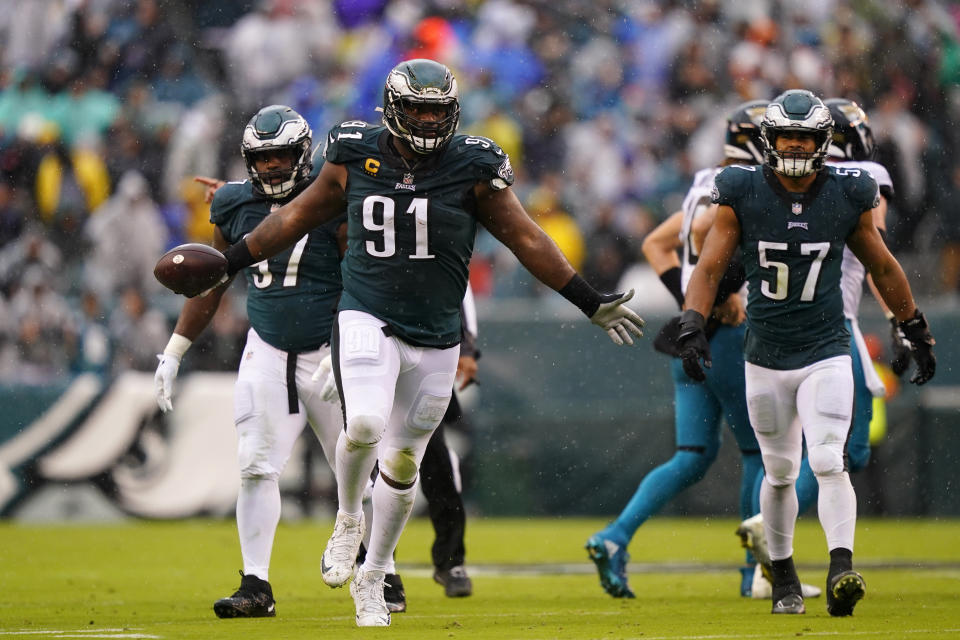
[382,58,460,155]
[760,89,833,177]
[241,105,312,199]
[825,98,875,161]
[724,99,768,164]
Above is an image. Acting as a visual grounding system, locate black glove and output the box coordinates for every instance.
[888,315,912,377]
[899,309,936,385]
[676,309,711,382]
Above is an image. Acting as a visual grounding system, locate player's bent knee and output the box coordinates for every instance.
[762,453,798,486]
[674,448,716,484]
[807,443,845,476]
[380,446,420,486]
[346,413,385,447]
[236,432,278,480]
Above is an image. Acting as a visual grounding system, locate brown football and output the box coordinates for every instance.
[154,243,228,297]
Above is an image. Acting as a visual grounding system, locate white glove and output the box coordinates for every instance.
[311,354,340,403]
[590,289,645,346]
[154,353,182,412]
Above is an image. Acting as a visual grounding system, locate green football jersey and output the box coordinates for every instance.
[211,180,343,352]
[323,121,514,347]
[712,164,880,369]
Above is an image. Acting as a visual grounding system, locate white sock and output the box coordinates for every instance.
[237,476,280,581]
[760,477,798,561]
[816,471,857,551]
[363,479,417,572]
[335,431,380,515]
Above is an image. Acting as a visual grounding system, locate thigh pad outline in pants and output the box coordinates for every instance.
[234,339,307,481]
[380,355,457,486]
[745,364,801,486]
[798,356,853,477]
[338,313,399,447]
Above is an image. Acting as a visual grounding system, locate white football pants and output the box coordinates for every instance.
[234,328,342,580]
[334,309,459,572]
[744,355,857,562]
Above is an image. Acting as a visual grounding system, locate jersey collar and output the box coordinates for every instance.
[762,165,828,206]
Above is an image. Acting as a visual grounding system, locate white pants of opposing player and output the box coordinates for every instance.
[744,355,857,562]
[334,310,459,573]
[234,328,343,580]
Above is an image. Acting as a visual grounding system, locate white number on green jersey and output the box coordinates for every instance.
[757,241,830,302]
[252,234,309,288]
[362,196,434,259]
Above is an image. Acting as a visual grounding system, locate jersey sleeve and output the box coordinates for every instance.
[711,165,752,207]
[845,171,881,214]
[453,136,515,191]
[322,121,376,165]
[209,182,247,243]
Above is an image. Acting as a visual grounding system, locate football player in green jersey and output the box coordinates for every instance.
[678,90,936,617]
[154,105,345,619]
[207,58,644,627]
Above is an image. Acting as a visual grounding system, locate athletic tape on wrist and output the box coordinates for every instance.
[163,333,192,360]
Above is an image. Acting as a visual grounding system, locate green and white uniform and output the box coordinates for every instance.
[211,180,342,352]
[323,120,513,347]
[711,164,879,369]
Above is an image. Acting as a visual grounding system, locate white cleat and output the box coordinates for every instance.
[736,513,772,580]
[351,566,391,627]
[321,512,365,588]
[751,565,822,599]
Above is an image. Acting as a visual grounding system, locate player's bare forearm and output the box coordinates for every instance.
[641,210,683,274]
[173,289,226,340]
[475,185,575,290]
[245,162,347,260]
[683,205,739,315]
[848,209,916,320]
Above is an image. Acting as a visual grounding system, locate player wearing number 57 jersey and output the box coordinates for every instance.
[211,59,643,627]
[678,90,936,618]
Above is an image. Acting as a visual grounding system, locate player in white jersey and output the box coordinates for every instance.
[587,101,770,599]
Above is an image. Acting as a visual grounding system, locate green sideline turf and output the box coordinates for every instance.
[1,517,958,639]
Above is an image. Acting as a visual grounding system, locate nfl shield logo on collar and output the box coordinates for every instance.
[403,173,414,185]
[792,202,803,215]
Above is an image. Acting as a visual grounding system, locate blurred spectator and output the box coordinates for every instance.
[72,289,112,376]
[0,226,63,297]
[0,180,25,248]
[8,264,77,382]
[83,170,167,301]
[109,285,169,372]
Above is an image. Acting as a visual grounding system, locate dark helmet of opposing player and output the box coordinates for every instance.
[724,99,768,164]
[760,89,833,177]
[382,58,460,155]
[824,98,875,161]
[241,104,312,199]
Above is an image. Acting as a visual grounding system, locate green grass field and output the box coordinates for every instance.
[1,517,958,639]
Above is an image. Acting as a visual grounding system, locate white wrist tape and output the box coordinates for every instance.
[163,333,192,360]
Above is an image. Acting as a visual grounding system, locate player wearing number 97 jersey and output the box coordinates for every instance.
[678,89,936,618]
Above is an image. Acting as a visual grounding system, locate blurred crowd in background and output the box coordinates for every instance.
[0,0,959,384]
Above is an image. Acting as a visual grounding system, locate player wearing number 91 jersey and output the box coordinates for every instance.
[325,120,509,347]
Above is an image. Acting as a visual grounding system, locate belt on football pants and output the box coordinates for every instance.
[286,352,299,414]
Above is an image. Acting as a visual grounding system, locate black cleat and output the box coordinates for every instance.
[213,571,276,618]
[434,565,473,597]
[826,570,865,617]
[384,573,407,613]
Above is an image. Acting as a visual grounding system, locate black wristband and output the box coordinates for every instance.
[224,238,255,276]
[678,309,705,337]
[558,273,603,317]
[659,267,684,309]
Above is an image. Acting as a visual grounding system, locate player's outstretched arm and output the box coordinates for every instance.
[223,162,348,275]
[474,183,643,345]
[641,210,684,308]
[155,227,234,412]
[847,210,935,384]
[677,205,740,380]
